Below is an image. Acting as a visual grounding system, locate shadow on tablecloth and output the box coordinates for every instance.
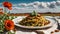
[15,26,52,32]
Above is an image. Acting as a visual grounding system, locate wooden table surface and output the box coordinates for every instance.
[0,12,60,16]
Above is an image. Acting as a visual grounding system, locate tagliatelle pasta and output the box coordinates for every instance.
[19,14,50,27]
[19,11,50,27]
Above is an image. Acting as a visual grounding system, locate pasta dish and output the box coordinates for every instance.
[19,11,50,27]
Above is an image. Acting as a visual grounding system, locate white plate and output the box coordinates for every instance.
[12,16,56,29]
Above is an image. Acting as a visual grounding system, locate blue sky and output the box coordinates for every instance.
[0,0,57,3]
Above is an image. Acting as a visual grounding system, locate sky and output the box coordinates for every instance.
[0,0,60,13]
[0,0,57,3]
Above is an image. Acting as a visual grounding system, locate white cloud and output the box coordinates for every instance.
[56,1,60,6]
[33,1,40,5]
[39,2,47,8]
[48,1,56,8]
[18,3,27,7]
[13,1,60,8]
[8,1,60,13]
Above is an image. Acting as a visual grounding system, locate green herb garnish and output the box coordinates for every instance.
[30,11,37,16]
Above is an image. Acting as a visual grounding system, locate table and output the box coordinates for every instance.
[0,12,60,34]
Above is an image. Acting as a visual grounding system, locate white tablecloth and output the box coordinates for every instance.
[15,23,60,34]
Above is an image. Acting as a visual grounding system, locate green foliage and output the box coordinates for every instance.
[0,13,17,33]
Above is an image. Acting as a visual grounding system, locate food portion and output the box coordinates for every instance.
[19,11,50,27]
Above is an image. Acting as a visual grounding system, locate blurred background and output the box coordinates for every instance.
[0,0,60,13]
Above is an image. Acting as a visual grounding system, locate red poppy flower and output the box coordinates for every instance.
[4,20,14,31]
[3,2,12,10]
[8,7,12,10]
